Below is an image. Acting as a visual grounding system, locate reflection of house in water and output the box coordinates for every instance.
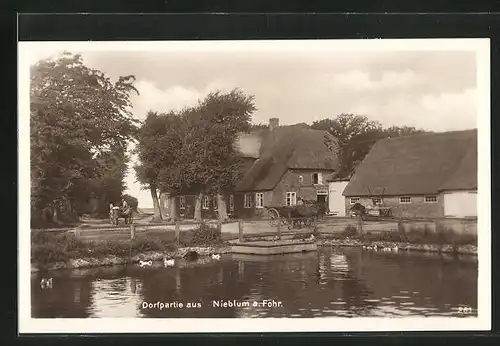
[341,248,478,311]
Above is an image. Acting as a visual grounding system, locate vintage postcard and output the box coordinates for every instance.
[18,39,491,333]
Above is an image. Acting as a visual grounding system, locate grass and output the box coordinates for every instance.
[330,224,476,246]
[32,223,227,266]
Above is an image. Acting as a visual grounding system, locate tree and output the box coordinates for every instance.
[30,52,139,227]
[135,111,184,221]
[312,114,429,179]
[122,194,139,212]
[312,114,384,179]
[179,89,256,222]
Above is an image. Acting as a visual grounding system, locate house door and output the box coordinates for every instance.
[328,182,347,216]
[316,190,328,215]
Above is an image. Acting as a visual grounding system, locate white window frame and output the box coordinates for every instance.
[399,196,412,204]
[202,196,210,209]
[350,197,360,205]
[424,195,438,203]
[317,190,328,195]
[372,198,382,205]
[244,193,252,208]
[286,192,297,206]
[179,196,186,210]
[312,172,323,185]
[229,194,234,212]
[255,192,264,209]
[213,195,218,210]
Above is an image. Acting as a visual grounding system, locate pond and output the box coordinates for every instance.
[31,247,478,318]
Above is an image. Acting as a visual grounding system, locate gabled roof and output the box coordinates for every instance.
[235,124,338,191]
[342,129,477,197]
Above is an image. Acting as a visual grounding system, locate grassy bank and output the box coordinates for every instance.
[32,223,225,266]
[327,224,477,246]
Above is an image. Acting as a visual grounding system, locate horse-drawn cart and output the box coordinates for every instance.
[266,203,319,230]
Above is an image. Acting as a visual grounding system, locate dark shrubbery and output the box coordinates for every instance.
[189,222,222,245]
[343,224,358,238]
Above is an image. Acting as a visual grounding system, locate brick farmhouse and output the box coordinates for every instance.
[167,118,340,219]
[342,129,477,219]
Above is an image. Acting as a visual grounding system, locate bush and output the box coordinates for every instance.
[343,224,358,238]
[190,222,222,245]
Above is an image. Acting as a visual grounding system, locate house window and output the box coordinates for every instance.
[202,196,210,209]
[255,193,264,208]
[350,197,360,205]
[399,196,412,204]
[286,192,297,206]
[425,195,437,203]
[312,172,323,185]
[179,196,186,210]
[298,175,304,183]
[213,195,218,210]
[229,195,234,212]
[244,193,252,208]
[372,198,382,205]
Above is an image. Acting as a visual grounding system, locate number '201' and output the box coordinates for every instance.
[458,306,473,314]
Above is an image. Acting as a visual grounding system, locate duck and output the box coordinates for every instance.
[309,234,315,241]
[393,246,399,252]
[40,278,52,289]
[211,254,221,260]
[383,247,391,252]
[164,258,175,267]
[139,260,152,267]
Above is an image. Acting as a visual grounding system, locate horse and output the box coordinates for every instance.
[110,207,133,225]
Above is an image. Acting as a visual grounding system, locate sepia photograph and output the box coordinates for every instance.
[18,39,490,333]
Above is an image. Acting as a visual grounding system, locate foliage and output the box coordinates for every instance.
[123,194,139,211]
[189,223,223,245]
[30,52,138,227]
[134,88,256,221]
[343,224,358,238]
[312,113,428,178]
[179,89,256,195]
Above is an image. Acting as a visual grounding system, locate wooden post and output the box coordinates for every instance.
[175,221,180,245]
[357,215,363,234]
[238,220,244,242]
[130,224,136,240]
[277,220,281,240]
[217,219,223,233]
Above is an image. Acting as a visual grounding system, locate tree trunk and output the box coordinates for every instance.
[194,192,203,222]
[217,193,228,222]
[159,192,169,218]
[150,183,162,222]
[169,195,177,221]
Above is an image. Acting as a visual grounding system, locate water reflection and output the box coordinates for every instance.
[31,247,477,318]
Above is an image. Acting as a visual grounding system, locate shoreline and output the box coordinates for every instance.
[31,238,477,273]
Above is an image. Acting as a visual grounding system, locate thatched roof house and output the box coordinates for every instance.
[172,118,340,219]
[343,129,477,197]
[235,122,338,192]
[342,129,477,218]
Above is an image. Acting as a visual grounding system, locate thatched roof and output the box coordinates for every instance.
[235,124,338,191]
[342,129,477,197]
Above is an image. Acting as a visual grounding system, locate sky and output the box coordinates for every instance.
[23,40,481,208]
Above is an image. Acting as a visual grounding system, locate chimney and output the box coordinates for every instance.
[269,118,279,131]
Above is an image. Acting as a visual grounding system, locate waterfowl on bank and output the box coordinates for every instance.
[40,278,52,289]
[393,246,399,252]
[139,260,152,267]
[211,254,221,260]
[309,234,315,241]
[164,258,175,267]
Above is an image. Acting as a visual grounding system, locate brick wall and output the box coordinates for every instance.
[344,194,445,218]
[271,169,333,206]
